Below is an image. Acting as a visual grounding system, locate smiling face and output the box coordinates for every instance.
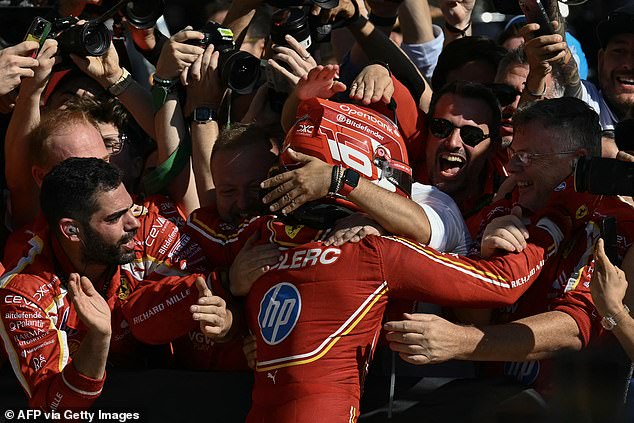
[508,122,579,212]
[425,93,495,203]
[598,33,634,118]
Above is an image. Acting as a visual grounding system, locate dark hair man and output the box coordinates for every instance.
[0,158,229,410]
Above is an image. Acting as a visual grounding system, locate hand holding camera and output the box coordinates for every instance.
[71,42,123,90]
[185,44,223,117]
[0,40,40,96]
[19,38,58,97]
[268,34,317,90]
[155,27,206,86]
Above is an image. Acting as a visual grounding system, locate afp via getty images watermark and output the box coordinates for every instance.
[3,409,142,422]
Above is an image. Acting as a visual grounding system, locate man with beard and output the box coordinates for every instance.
[0,158,231,410]
[587,4,634,129]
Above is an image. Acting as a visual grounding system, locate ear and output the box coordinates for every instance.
[32,166,46,188]
[59,219,81,242]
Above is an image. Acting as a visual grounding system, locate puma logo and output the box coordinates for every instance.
[267,370,278,385]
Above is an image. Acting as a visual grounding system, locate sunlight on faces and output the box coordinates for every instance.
[212,143,277,223]
[425,94,495,201]
[81,184,140,266]
[599,34,634,116]
[509,122,578,212]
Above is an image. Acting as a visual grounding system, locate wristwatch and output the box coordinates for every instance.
[151,74,178,113]
[193,106,217,124]
[601,304,630,330]
[108,67,132,96]
[338,168,360,197]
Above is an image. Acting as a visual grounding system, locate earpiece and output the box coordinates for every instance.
[69,226,79,235]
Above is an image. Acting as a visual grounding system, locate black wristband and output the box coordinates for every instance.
[328,165,341,196]
[368,12,398,28]
[444,21,471,36]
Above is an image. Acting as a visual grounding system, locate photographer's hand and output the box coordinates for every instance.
[268,34,317,88]
[0,40,39,96]
[156,27,205,86]
[20,39,58,97]
[185,44,222,116]
[71,43,122,90]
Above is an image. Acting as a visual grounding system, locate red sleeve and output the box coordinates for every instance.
[376,218,566,308]
[0,289,104,410]
[122,274,203,345]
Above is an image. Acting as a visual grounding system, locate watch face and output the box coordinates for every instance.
[601,317,615,330]
[194,107,212,122]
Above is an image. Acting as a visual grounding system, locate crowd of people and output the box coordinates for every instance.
[0,0,633,421]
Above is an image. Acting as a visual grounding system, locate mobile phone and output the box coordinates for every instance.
[518,0,556,37]
[23,17,52,58]
[600,217,619,266]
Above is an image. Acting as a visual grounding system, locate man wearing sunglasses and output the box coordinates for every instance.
[421,80,504,233]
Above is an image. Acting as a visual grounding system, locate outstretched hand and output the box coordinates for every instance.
[295,65,346,101]
[67,273,111,337]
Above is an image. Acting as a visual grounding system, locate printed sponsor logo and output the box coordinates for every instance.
[504,360,540,386]
[284,225,304,239]
[8,319,44,332]
[270,247,341,271]
[33,353,47,371]
[189,331,215,347]
[258,283,301,345]
[3,295,39,308]
[132,288,190,325]
[145,216,167,247]
[33,284,50,301]
[158,226,179,255]
[118,278,131,300]
[21,339,55,357]
[5,311,42,320]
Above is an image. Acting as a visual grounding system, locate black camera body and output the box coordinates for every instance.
[187,21,261,95]
[53,17,112,57]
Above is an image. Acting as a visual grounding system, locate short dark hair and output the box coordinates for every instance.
[428,80,502,144]
[41,158,122,229]
[431,36,507,91]
[513,97,602,157]
[211,122,283,161]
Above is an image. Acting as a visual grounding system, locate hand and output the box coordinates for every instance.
[324,213,383,246]
[156,27,205,85]
[71,43,123,89]
[19,39,58,97]
[591,238,629,318]
[295,65,346,101]
[480,206,529,258]
[190,277,232,339]
[185,44,222,116]
[349,63,393,105]
[311,0,357,24]
[268,34,318,88]
[229,233,281,296]
[242,333,257,369]
[0,40,39,96]
[67,273,111,337]
[520,22,567,76]
[384,313,468,365]
[260,148,332,214]
[439,0,475,28]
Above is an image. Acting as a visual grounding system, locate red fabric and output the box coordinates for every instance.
[0,199,206,410]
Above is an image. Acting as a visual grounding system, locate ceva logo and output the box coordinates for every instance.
[258,283,301,345]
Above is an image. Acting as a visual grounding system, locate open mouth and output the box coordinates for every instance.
[438,153,466,179]
[616,76,634,90]
[516,180,533,189]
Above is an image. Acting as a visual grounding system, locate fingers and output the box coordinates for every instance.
[262,179,297,205]
[189,51,203,82]
[284,34,315,66]
[194,276,212,299]
[268,59,301,85]
[9,40,39,56]
[67,273,81,301]
[398,353,431,366]
[260,170,294,191]
[79,275,98,297]
[616,151,634,163]
[172,28,205,44]
[594,238,609,271]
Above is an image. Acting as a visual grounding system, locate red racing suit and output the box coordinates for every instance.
[0,199,208,410]
[186,208,568,422]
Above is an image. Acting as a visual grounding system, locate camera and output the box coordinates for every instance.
[574,157,634,196]
[85,0,165,29]
[53,17,112,57]
[575,119,634,196]
[187,21,262,95]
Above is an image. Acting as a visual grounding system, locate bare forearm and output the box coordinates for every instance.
[458,311,583,362]
[191,121,218,207]
[117,81,156,139]
[349,178,430,243]
[71,330,110,380]
[400,0,435,44]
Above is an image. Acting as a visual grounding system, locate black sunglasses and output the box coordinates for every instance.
[488,83,522,107]
[429,118,490,147]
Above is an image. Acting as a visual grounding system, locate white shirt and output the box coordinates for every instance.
[580,80,619,131]
[411,182,472,254]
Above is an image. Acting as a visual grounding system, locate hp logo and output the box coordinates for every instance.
[258,283,302,345]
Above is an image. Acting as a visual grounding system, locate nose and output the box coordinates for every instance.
[236,191,255,214]
[124,211,140,232]
[444,127,463,150]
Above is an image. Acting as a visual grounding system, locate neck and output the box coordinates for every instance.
[61,240,109,285]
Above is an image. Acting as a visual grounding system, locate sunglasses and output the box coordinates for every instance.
[429,118,490,147]
[508,147,578,167]
[488,83,522,107]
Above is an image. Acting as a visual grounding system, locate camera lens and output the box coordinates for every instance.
[83,23,111,56]
[271,8,312,50]
[56,21,111,57]
[125,0,164,29]
[219,50,261,95]
[34,22,46,37]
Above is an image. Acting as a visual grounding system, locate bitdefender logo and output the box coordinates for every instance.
[258,283,301,345]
